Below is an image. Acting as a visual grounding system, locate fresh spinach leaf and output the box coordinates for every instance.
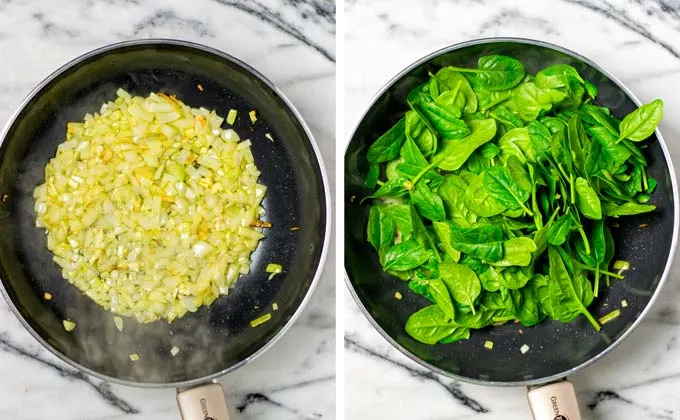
[491,237,537,267]
[535,64,584,89]
[433,221,462,262]
[548,212,576,246]
[381,204,413,238]
[602,202,656,217]
[618,99,663,142]
[575,177,602,219]
[498,127,533,164]
[437,175,477,227]
[365,163,379,188]
[489,106,524,129]
[434,68,478,113]
[367,205,395,251]
[367,117,406,163]
[440,261,482,311]
[434,222,505,262]
[434,119,497,171]
[528,120,552,161]
[383,239,431,271]
[410,181,446,222]
[429,278,455,319]
[547,247,600,330]
[405,305,457,344]
[479,266,502,292]
[509,82,565,121]
[452,55,526,91]
[405,110,436,155]
[409,93,470,139]
[465,173,507,217]
[484,166,532,214]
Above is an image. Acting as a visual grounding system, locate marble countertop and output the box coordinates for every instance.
[0,1,335,419]
[344,1,680,419]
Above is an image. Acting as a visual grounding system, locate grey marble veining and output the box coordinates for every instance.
[344,0,680,419]
[0,1,335,419]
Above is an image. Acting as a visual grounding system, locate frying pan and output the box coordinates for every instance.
[0,39,330,419]
[344,38,679,419]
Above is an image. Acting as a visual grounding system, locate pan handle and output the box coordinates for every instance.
[526,379,581,420]
[177,382,230,420]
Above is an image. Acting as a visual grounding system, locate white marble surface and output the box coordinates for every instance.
[344,0,680,419]
[0,1,335,419]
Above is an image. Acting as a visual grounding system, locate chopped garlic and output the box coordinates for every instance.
[484,340,494,350]
[226,109,237,125]
[43,292,52,301]
[272,302,279,311]
[113,316,123,332]
[63,320,76,332]
[129,353,140,361]
[520,344,529,354]
[394,291,403,300]
[621,299,628,308]
[170,346,180,356]
[249,110,257,123]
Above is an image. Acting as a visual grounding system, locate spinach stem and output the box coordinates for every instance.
[582,308,601,331]
[569,173,575,205]
[556,163,569,182]
[578,226,591,255]
[409,162,437,187]
[642,167,649,192]
[446,67,482,74]
[578,264,624,280]
[593,268,599,298]
[424,229,442,262]
[520,202,534,217]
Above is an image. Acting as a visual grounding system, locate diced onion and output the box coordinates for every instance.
[621,299,628,308]
[226,109,237,125]
[266,263,283,280]
[613,260,631,275]
[170,346,180,356]
[129,353,140,361]
[520,344,529,354]
[250,313,271,327]
[272,302,278,311]
[34,90,267,323]
[599,309,621,325]
[113,316,124,331]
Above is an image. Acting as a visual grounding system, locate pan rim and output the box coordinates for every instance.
[343,36,680,387]
[0,38,332,388]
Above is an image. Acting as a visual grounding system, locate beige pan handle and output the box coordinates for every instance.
[527,380,581,420]
[177,382,230,420]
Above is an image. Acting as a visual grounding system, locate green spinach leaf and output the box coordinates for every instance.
[383,239,431,271]
[367,117,406,163]
[618,99,663,142]
[440,261,482,312]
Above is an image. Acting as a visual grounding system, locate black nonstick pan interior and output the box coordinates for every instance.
[0,40,328,385]
[345,39,678,385]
